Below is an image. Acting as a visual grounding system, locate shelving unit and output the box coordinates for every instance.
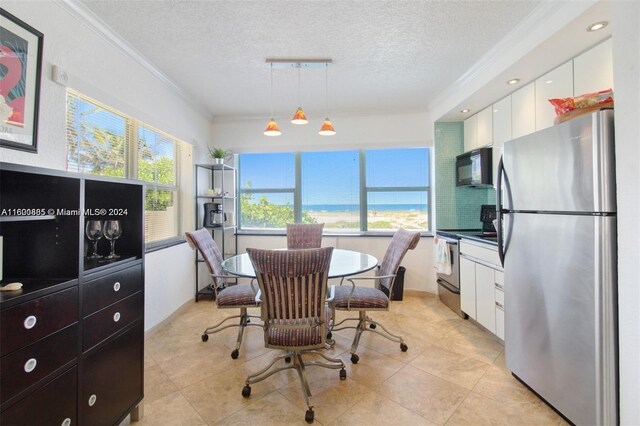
[194,163,237,301]
[0,162,145,425]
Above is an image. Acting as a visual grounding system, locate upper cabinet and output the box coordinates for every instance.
[492,96,511,186]
[535,60,574,131]
[463,114,477,153]
[574,38,613,95]
[476,106,493,148]
[511,82,536,139]
[463,106,492,152]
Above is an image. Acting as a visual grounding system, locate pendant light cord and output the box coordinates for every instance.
[270,62,274,118]
[297,64,301,106]
[325,63,329,116]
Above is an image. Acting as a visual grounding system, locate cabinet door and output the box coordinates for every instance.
[535,60,573,131]
[476,106,493,148]
[574,38,613,95]
[492,96,511,186]
[511,82,536,139]
[463,115,478,152]
[475,264,496,333]
[80,321,143,426]
[460,256,476,319]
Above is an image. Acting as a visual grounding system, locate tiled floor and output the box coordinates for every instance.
[135,292,565,425]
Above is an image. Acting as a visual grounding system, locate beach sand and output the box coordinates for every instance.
[308,210,427,230]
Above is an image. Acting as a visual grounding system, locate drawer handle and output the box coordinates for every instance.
[24,358,37,373]
[88,394,97,407]
[61,418,71,426]
[113,281,121,292]
[496,301,504,309]
[24,315,37,330]
[113,312,121,322]
[495,283,504,290]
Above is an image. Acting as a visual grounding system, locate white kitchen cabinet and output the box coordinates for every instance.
[475,264,496,334]
[460,256,477,318]
[574,38,613,95]
[460,239,503,339]
[535,60,574,131]
[492,96,511,187]
[476,106,493,148]
[463,114,478,153]
[511,82,536,139]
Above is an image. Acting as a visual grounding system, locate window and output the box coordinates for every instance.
[238,148,431,232]
[66,89,185,244]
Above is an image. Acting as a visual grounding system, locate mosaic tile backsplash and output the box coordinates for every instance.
[435,122,496,230]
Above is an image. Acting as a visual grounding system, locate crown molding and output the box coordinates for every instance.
[56,0,213,121]
[429,0,598,120]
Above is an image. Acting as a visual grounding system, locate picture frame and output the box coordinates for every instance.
[0,8,43,153]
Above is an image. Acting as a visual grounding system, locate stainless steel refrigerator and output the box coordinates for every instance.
[496,109,617,425]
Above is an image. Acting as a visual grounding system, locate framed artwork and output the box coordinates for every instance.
[0,8,43,153]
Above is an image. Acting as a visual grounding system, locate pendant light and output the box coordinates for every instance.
[291,64,308,125]
[319,63,336,136]
[264,62,281,136]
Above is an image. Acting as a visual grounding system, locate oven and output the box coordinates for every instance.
[435,233,466,318]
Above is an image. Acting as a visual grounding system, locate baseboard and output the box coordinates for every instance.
[144,299,199,340]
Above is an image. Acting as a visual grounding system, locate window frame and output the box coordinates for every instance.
[65,89,184,247]
[237,148,431,234]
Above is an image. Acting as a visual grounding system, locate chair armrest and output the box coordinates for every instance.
[326,285,336,303]
[255,289,262,304]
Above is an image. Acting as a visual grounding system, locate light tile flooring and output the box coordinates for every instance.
[135,293,565,425]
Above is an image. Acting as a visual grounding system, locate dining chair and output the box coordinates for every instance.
[330,228,420,364]
[286,223,324,249]
[185,229,261,359]
[242,247,346,423]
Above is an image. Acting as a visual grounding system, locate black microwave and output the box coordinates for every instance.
[456,147,492,187]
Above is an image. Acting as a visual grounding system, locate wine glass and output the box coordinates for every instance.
[103,220,123,259]
[85,220,104,259]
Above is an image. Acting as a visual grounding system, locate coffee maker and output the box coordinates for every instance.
[203,202,225,227]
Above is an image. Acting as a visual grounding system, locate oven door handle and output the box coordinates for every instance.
[437,278,460,294]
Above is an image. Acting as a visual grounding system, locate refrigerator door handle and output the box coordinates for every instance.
[496,156,506,266]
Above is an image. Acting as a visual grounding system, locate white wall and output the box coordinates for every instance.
[238,234,437,293]
[611,2,640,424]
[210,111,433,155]
[0,1,209,331]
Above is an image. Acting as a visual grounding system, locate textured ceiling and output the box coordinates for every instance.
[79,0,541,120]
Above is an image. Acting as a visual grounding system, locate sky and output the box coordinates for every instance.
[239,148,429,206]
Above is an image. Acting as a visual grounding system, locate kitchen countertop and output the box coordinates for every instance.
[436,229,498,246]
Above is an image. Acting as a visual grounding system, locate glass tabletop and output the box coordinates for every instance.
[221,248,378,279]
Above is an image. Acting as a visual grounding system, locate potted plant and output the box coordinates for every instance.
[208,146,232,164]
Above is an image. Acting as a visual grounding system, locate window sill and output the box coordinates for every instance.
[145,236,187,253]
[236,230,432,238]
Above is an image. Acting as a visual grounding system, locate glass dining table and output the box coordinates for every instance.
[221,248,378,279]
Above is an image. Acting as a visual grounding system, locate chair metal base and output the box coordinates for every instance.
[332,311,407,360]
[242,349,346,422]
[201,307,262,358]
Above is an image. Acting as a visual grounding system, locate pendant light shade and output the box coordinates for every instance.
[264,118,281,136]
[291,107,308,125]
[291,66,308,125]
[318,118,336,136]
[319,63,336,136]
[264,62,281,136]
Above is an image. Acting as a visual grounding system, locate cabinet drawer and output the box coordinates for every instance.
[460,240,500,268]
[495,305,505,341]
[1,324,77,403]
[83,292,143,351]
[81,321,143,426]
[83,264,142,316]
[1,366,77,426]
[495,270,504,287]
[1,287,78,357]
[495,287,504,307]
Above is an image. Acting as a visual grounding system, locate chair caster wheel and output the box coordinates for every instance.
[305,409,314,423]
[339,368,347,380]
[326,332,332,339]
[242,385,251,398]
[201,334,208,342]
[400,343,408,352]
[231,349,239,359]
[285,356,292,363]
[350,353,359,364]
[369,323,377,329]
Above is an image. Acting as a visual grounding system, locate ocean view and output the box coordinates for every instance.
[303,204,426,213]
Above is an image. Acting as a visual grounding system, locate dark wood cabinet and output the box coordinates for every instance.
[0,163,145,425]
